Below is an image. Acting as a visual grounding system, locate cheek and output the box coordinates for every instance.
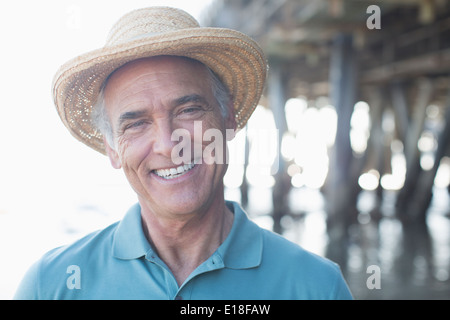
[181,117,226,161]
[202,125,229,165]
[117,135,150,173]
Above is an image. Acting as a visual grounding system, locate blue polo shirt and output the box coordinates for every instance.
[14,201,352,300]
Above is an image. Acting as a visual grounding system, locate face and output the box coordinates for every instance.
[103,56,236,218]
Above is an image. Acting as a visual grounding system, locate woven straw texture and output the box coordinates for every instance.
[52,7,267,154]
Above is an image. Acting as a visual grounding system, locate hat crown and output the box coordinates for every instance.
[105,7,200,47]
[53,6,266,155]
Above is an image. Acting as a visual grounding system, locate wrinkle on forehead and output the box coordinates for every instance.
[105,56,208,94]
[103,56,211,114]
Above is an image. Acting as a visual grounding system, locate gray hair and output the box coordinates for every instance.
[91,64,232,149]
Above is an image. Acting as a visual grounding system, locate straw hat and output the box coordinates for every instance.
[52,6,267,154]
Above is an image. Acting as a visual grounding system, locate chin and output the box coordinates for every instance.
[142,190,207,216]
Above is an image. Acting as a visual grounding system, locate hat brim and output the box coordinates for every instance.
[52,27,267,155]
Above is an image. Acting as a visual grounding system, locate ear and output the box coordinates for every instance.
[103,137,122,169]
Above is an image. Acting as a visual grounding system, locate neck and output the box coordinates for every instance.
[139,197,234,286]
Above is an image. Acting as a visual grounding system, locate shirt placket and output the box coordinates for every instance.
[145,250,225,300]
[175,252,225,300]
[144,250,180,299]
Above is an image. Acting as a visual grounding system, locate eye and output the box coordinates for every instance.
[124,119,148,131]
[177,106,206,119]
[181,106,201,114]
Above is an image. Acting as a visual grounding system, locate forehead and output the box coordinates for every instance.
[102,56,211,113]
[105,56,209,91]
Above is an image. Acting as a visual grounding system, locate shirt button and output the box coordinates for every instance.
[174,296,183,300]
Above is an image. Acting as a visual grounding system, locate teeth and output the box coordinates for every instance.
[154,164,195,179]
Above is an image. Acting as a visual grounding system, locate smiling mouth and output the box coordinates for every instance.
[152,163,195,180]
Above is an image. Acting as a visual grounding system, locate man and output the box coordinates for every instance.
[15,7,352,300]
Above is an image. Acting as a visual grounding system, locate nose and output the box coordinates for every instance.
[151,120,178,158]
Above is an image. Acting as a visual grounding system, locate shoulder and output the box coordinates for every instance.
[259,228,353,299]
[14,221,119,300]
[42,221,119,266]
[261,228,337,270]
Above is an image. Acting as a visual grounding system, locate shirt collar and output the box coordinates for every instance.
[112,203,151,259]
[112,201,263,269]
[217,201,263,269]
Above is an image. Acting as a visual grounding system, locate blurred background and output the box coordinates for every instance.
[1,0,449,299]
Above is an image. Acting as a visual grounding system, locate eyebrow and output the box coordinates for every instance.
[173,94,208,107]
